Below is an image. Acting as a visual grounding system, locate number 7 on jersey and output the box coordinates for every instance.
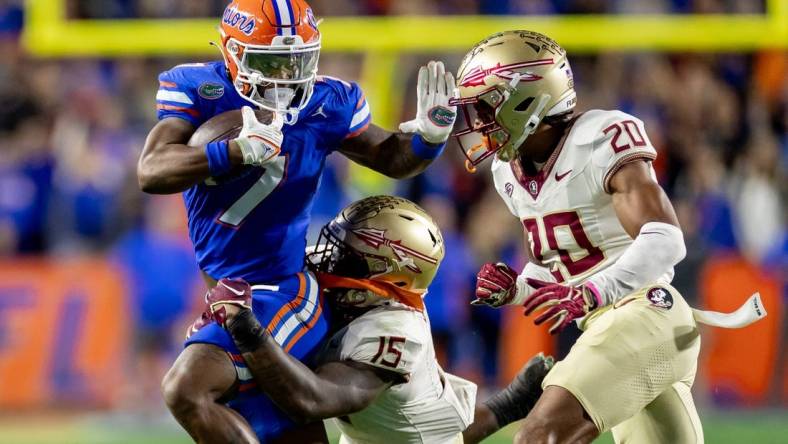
[217,156,287,227]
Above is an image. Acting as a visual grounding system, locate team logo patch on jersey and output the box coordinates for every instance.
[528,180,539,196]
[428,106,456,127]
[198,82,225,100]
[646,287,673,309]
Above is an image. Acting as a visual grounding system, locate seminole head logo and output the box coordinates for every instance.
[459,59,554,88]
[351,227,437,273]
[647,287,673,309]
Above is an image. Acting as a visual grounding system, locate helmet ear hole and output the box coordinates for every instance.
[515,97,534,112]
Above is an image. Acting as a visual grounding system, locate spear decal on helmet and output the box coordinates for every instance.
[351,227,438,273]
[459,59,554,88]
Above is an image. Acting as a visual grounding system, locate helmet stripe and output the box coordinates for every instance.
[273,0,293,36]
[285,0,296,31]
[271,0,283,35]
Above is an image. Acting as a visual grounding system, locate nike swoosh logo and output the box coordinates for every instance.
[555,170,572,181]
[220,282,245,296]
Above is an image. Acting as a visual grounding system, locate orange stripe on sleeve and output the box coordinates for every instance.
[355,95,366,110]
[265,273,307,334]
[157,104,200,118]
[159,81,178,88]
[283,292,324,353]
[344,122,370,139]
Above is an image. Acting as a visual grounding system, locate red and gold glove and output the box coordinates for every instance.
[523,279,602,334]
[206,278,253,327]
[473,262,520,307]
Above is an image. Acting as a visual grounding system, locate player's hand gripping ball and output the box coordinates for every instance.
[207,278,253,328]
[473,262,519,307]
[234,106,284,167]
[399,60,457,144]
[523,279,602,334]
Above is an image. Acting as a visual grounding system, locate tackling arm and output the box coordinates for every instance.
[227,311,392,424]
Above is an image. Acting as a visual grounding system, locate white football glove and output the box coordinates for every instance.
[234,106,284,166]
[399,60,457,144]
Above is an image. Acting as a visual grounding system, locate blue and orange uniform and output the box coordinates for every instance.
[156,60,370,441]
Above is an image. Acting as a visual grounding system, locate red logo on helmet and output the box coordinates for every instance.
[459,59,554,88]
[351,227,437,273]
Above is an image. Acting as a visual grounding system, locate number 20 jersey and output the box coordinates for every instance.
[156,61,371,283]
[491,109,672,286]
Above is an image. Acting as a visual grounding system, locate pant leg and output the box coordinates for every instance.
[542,284,701,433]
[612,381,704,444]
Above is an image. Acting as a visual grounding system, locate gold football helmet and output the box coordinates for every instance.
[307,195,444,294]
[450,30,576,170]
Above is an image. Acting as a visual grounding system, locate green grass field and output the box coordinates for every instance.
[0,410,785,444]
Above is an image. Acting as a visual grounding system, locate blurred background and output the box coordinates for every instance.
[0,0,785,443]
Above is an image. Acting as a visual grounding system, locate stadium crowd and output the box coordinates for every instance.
[0,0,784,412]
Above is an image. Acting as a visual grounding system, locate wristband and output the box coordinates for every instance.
[411,134,446,160]
[226,309,267,353]
[205,140,232,177]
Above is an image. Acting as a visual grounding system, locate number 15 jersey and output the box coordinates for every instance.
[491,109,670,287]
[316,305,477,444]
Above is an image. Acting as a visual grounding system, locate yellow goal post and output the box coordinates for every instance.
[21,0,788,199]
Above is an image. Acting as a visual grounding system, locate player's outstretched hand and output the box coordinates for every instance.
[207,278,253,328]
[473,262,519,307]
[523,279,602,334]
[399,60,457,144]
[484,353,555,427]
[234,106,284,166]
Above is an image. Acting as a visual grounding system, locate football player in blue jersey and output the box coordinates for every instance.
[138,1,457,442]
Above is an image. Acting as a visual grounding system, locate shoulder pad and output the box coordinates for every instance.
[340,308,426,379]
[577,110,657,192]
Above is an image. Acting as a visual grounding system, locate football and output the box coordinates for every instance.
[188,108,273,146]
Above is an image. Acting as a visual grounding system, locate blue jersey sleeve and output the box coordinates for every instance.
[314,76,371,148]
[156,67,202,127]
[343,83,371,139]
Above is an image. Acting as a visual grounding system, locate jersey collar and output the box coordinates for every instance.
[510,112,583,200]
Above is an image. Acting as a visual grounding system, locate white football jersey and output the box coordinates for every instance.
[491,109,672,286]
[316,304,476,444]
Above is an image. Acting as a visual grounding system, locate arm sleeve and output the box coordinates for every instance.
[586,221,686,306]
[590,112,657,194]
[156,69,202,126]
[339,311,424,382]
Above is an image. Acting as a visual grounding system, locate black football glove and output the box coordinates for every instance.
[484,352,555,427]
